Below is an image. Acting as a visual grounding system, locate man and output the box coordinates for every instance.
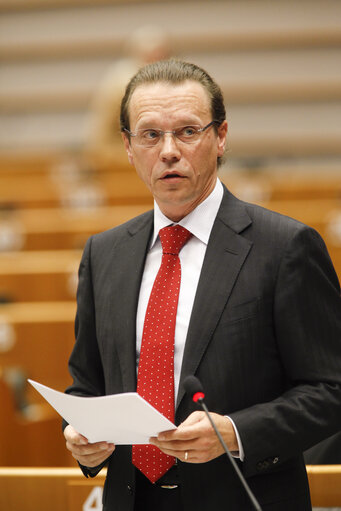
[64,59,341,511]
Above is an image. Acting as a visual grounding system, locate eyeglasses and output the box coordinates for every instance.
[123,121,220,147]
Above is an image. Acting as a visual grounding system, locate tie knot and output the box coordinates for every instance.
[159,225,192,256]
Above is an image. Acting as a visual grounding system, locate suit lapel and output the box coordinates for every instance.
[177,190,253,408]
[109,212,153,393]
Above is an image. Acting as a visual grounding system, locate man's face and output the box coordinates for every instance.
[122,80,227,221]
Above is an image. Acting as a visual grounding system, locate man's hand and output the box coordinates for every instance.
[64,425,115,467]
[150,411,238,463]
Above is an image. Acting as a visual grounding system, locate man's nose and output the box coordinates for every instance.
[159,133,181,161]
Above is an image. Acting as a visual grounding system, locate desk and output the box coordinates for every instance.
[0,466,340,510]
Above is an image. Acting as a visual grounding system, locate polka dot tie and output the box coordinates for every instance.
[132,224,192,483]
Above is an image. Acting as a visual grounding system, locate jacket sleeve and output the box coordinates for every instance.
[66,236,106,399]
[63,236,110,477]
[229,225,341,478]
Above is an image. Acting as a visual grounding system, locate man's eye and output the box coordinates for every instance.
[179,126,197,137]
[142,130,160,139]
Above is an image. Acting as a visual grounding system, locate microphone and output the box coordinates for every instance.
[184,375,262,511]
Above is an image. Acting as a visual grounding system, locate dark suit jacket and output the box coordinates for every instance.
[66,186,341,511]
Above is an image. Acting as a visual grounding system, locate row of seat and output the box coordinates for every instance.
[0,376,71,467]
[1,166,340,208]
[1,197,341,250]
[0,301,76,466]
[0,195,340,303]
[0,466,340,510]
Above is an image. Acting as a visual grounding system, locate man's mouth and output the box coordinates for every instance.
[161,172,184,180]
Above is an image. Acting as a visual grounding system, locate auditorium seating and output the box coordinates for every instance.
[0,467,106,511]
[0,375,74,466]
[0,301,75,401]
[1,0,341,169]
[0,161,340,209]
[0,302,76,466]
[0,204,150,250]
[0,250,81,301]
[1,168,339,280]
[0,168,153,209]
[221,170,341,202]
[0,198,339,252]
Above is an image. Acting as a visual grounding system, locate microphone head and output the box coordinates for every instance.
[184,375,205,402]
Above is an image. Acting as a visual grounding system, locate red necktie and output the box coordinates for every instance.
[132,224,192,483]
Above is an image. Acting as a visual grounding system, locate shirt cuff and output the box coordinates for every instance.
[226,415,245,461]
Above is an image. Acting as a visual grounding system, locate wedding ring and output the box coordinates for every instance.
[184,451,188,461]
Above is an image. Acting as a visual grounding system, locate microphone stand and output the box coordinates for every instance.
[196,398,262,511]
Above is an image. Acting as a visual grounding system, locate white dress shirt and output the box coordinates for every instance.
[136,178,244,459]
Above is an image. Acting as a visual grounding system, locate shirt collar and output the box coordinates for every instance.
[151,178,224,248]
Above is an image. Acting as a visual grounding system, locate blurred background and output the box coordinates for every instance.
[0,0,340,475]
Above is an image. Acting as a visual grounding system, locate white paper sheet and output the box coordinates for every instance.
[28,379,176,444]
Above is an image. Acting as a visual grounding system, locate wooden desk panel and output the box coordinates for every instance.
[0,204,150,250]
[307,465,341,507]
[0,375,75,467]
[0,302,76,393]
[0,199,340,254]
[0,250,81,301]
[222,171,341,201]
[0,468,104,511]
[0,171,153,209]
[0,168,340,210]
[0,466,340,510]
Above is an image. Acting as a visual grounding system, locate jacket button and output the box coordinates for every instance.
[127,485,133,494]
[273,457,279,464]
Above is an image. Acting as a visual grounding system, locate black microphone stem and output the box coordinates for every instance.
[198,398,262,511]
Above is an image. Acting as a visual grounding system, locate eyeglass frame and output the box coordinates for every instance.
[123,120,222,146]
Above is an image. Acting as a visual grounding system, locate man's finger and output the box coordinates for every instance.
[157,412,208,442]
[73,445,115,467]
[178,411,206,428]
[64,425,88,445]
[66,440,113,456]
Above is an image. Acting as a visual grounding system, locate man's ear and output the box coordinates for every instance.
[217,120,228,157]
[122,132,134,166]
